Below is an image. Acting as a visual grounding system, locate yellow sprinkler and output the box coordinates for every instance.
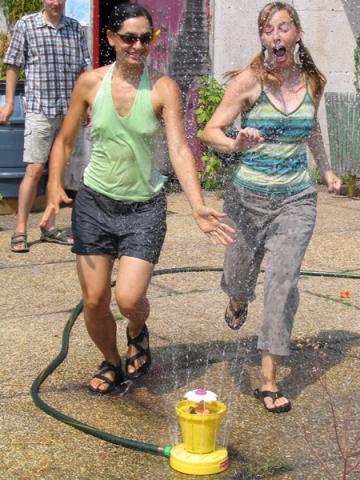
[170,389,229,475]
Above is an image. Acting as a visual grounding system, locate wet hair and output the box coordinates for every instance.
[107,2,153,33]
[226,2,326,100]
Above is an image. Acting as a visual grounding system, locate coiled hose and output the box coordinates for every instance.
[30,266,360,458]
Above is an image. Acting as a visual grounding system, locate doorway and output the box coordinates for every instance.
[94,0,129,67]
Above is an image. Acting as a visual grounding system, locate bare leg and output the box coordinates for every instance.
[260,351,290,410]
[115,256,154,375]
[16,164,45,232]
[77,255,121,393]
[14,164,55,250]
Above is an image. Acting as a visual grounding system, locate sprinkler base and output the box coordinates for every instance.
[169,443,229,475]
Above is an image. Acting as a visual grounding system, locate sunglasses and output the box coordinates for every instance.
[115,32,153,46]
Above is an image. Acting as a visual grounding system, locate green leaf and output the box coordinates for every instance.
[195,76,228,189]
[355,35,360,93]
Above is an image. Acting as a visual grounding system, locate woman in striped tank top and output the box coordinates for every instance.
[203,2,341,413]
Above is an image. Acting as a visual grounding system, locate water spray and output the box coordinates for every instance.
[31,266,360,475]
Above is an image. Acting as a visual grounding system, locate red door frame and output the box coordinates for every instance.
[93,0,100,68]
[93,0,136,68]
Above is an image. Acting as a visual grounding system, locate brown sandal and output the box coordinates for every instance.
[40,227,73,245]
[224,299,248,330]
[10,232,29,253]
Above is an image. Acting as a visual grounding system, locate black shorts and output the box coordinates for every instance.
[71,184,167,264]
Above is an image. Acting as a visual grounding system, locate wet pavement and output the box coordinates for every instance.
[1,188,360,479]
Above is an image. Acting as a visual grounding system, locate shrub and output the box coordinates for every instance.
[0,0,42,79]
[3,0,43,28]
[195,77,226,190]
[311,166,322,185]
[354,34,360,93]
[0,32,10,79]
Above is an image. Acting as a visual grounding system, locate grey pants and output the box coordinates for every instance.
[222,183,317,356]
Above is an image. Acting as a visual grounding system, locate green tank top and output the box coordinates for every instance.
[83,63,166,201]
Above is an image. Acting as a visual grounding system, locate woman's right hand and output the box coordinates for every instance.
[232,127,264,152]
[323,170,342,194]
[40,185,72,230]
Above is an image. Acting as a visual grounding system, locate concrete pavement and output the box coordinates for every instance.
[1,189,359,479]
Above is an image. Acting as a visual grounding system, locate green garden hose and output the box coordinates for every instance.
[30,296,172,458]
[30,266,360,458]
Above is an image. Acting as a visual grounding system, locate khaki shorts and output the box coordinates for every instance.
[23,112,63,164]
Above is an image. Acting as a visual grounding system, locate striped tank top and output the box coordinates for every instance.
[233,79,316,194]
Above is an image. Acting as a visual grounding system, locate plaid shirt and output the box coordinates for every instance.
[4,12,91,117]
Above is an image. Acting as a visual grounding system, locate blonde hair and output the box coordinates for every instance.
[226,2,326,100]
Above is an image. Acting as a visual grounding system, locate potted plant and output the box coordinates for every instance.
[324,35,360,197]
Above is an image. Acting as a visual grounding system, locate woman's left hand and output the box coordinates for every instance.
[323,170,342,194]
[192,206,236,246]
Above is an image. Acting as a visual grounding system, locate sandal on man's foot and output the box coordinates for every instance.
[253,389,292,413]
[11,232,29,253]
[88,360,125,395]
[126,324,151,380]
[40,226,73,245]
[224,299,248,330]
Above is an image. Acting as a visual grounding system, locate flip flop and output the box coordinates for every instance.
[224,299,248,330]
[254,389,292,413]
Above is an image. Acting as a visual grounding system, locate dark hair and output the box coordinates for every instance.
[107,2,153,33]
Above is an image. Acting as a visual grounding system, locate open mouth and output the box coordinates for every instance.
[273,46,287,58]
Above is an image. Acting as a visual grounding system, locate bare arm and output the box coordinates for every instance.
[0,65,20,125]
[156,76,235,245]
[202,68,264,153]
[308,119,341,194]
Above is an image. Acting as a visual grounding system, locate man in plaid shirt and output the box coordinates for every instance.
[0,0,91,252]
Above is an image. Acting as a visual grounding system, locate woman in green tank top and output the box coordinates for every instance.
[40,3,235,394]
